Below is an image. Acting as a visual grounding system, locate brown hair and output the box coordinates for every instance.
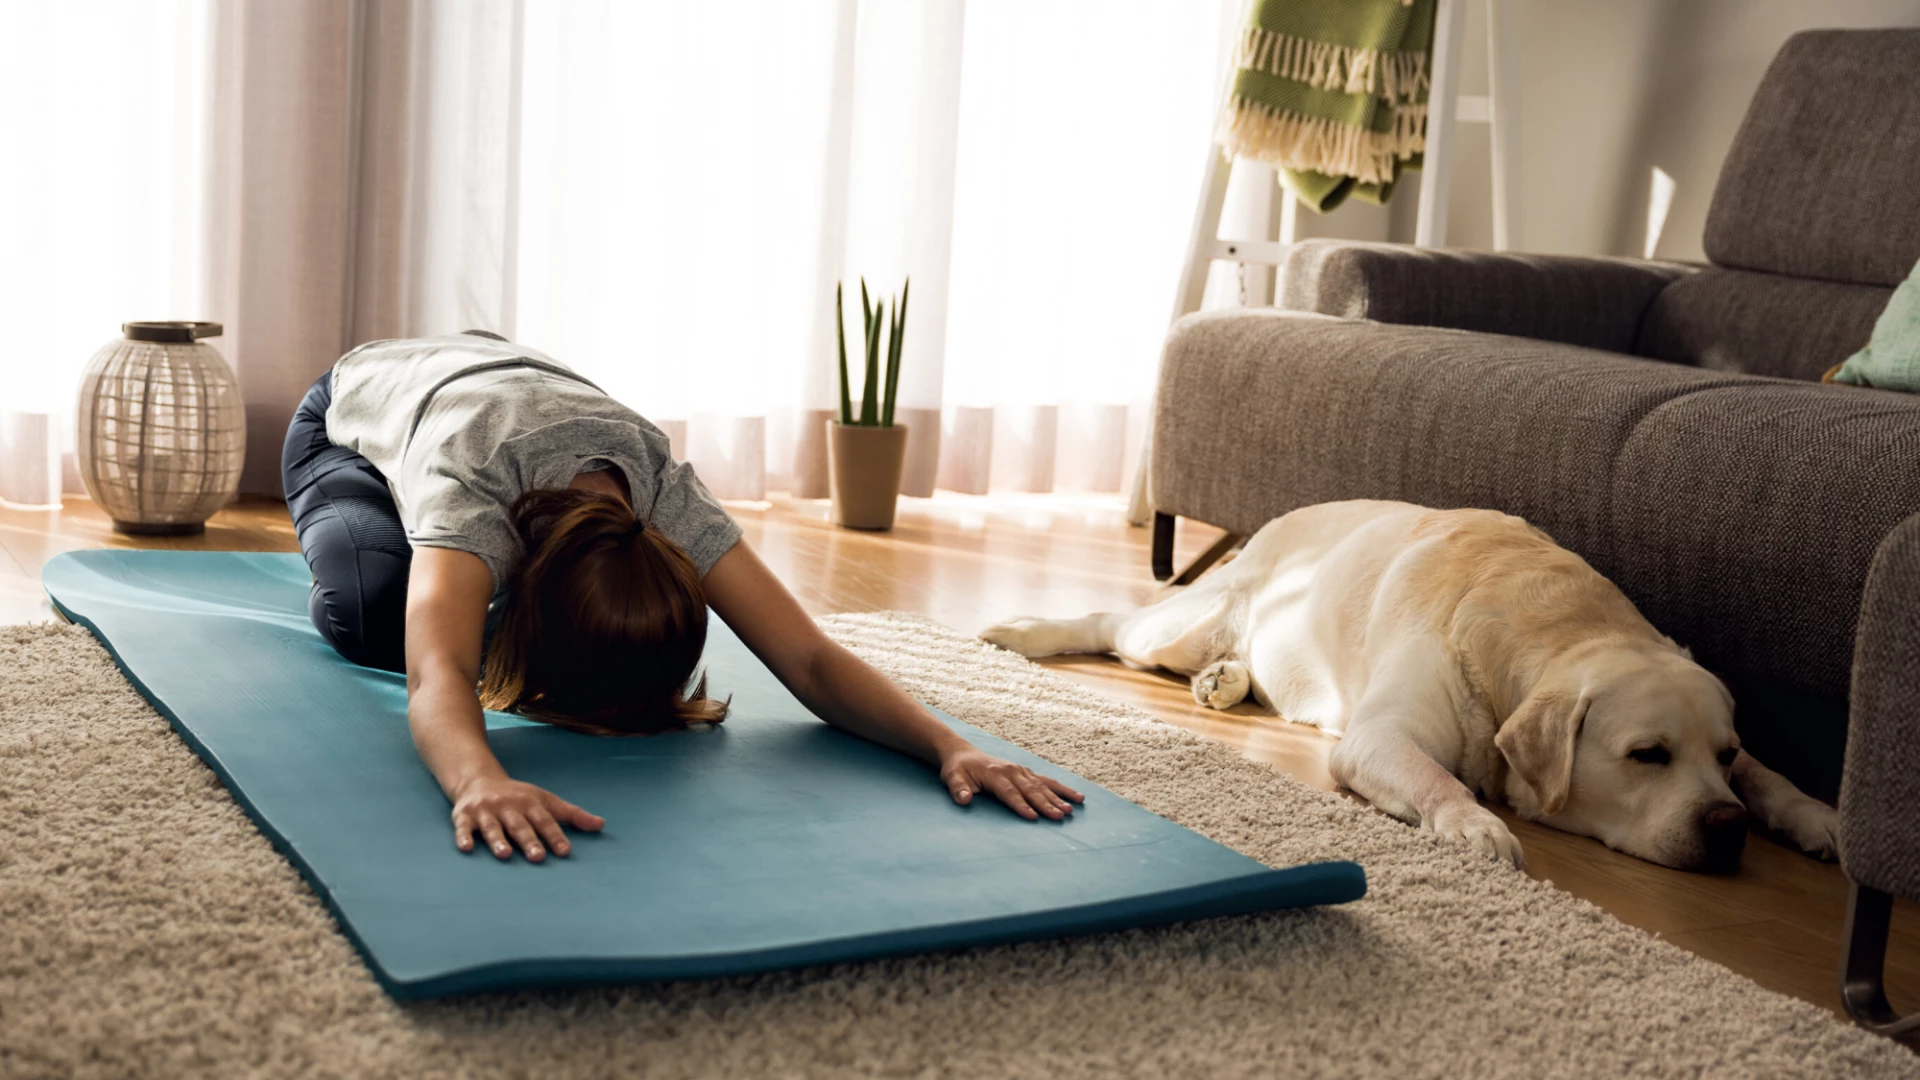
[478,488,729,735]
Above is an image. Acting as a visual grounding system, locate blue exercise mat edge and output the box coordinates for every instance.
[44,549,1367,998]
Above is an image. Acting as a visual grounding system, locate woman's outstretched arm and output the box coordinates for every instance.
[702,542,1083,820]
[406,547,605,859]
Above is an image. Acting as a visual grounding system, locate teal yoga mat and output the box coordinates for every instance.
[43,550,1365,999]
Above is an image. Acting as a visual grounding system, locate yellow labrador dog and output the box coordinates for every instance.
[982,500,1839,872]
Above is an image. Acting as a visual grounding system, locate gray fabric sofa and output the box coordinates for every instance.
[1146,29,1920,1028]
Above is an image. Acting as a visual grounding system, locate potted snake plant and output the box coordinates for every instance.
[828,278,910,529]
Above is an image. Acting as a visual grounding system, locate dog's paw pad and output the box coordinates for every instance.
[1192,660,1251,710]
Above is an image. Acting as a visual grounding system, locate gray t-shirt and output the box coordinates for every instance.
[325,331,741,592]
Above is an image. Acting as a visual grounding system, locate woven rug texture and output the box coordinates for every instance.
[1,614,1913,1079]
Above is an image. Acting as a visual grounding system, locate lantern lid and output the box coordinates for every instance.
[123,321,224,343]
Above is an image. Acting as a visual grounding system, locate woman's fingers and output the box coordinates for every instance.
[1044,779,1077,814]
[1016,774,1068,819]
[950,758,1078,821]
[986,774,1039,820]
[500,810,545,862]
[544,793,605,833]
[528,807,571,858]
[454,783,601,862]
[478,813,512,860]
[946,774,975,805]
[1013,768,1059,810]
[1043,776,1085,804]
[1011,773,1055,818]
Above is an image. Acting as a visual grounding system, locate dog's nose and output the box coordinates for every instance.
[1698,801,1749,872]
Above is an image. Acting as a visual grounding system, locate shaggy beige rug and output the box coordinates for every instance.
[1,614,1913,1080]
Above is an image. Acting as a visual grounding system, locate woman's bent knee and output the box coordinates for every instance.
[308,552,409,672]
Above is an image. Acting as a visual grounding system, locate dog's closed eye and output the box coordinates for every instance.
[1627,745,1671,766]
[1716,747,1737,768]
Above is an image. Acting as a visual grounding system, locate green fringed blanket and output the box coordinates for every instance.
[1217,0,1436,212]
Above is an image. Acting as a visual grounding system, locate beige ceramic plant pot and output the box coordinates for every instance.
[827,421,908,530]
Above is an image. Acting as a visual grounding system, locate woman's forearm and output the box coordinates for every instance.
[408,673,505,800]
[699,544,970,765]
[796,642,969,763]
[792,639,1082,820]
[700,545,1078,820]
[400,548,504,802]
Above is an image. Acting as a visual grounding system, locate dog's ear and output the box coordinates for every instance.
[1706,670,1735,713]
[1494,688,1590,817]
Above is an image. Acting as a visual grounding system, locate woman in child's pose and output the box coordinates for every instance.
[282,330,1080,861]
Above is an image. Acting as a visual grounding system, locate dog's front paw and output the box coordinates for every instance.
[980,617,1059,658]
[1191,660,1251,710]
[1771,797,1840,861]
[1427,801,1526,870]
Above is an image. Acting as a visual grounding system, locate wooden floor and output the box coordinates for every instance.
[3,490,1915,1029]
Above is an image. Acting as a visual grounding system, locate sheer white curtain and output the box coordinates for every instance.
[0,1,211,507]
[515,0,1231,501]
[1,0,1232,503]
[942,3,1228,495]
[514,2,848,500]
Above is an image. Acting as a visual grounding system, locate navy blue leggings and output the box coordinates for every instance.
[281,372,412,672]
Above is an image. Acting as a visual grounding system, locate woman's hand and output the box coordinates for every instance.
[939,747,1085,821]
[406,549,597,863]
[451,775,606,861]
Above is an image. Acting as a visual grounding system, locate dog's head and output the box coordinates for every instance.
[1494,645,1747,871]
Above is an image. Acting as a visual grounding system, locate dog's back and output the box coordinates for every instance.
[1233,501,1649,733]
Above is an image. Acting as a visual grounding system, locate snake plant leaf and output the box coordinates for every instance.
[861,300,882,426]
[882,300,901,428]
[835,282,852,425]
[883,278,909,427]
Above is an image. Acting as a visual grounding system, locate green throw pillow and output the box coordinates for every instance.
[1832,257,1920,391]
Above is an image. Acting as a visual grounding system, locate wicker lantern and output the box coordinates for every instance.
[76,321,245,535]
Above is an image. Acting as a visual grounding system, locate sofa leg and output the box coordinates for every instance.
[1842,881,1920,1037]
[1149,513,1243,585]
[1171,531,1244,586]
[1151,513,1176,582]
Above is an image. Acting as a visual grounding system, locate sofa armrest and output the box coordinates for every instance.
[1841,512,1920,900]
[1279,240,1695,354]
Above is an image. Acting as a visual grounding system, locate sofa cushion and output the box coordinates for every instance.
[1704,29,1920,288]
[1634,267,1889,382]
[1153,310,1752,552]
[1605,382,1920,702]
